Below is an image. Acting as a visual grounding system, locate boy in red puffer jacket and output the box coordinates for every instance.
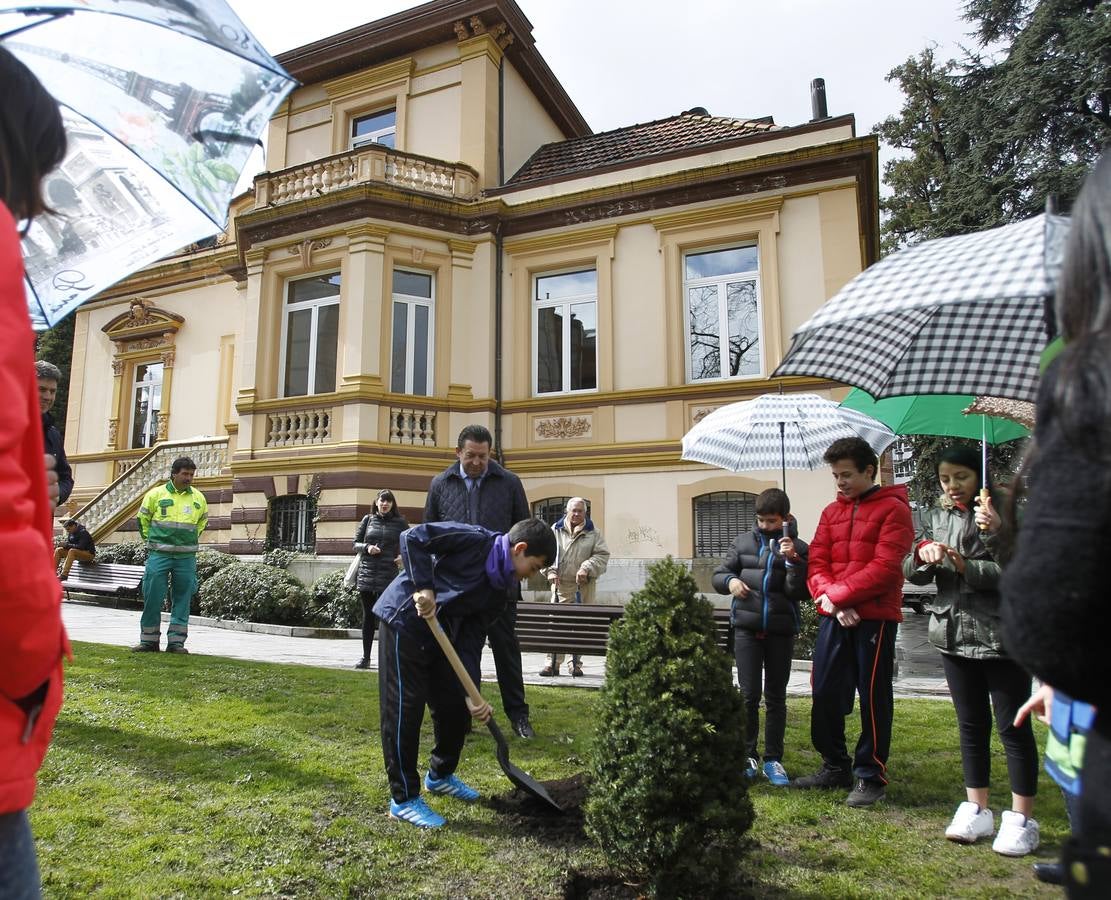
[793,437,913,808]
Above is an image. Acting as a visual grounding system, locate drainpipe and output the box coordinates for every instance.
[493,55,505,462]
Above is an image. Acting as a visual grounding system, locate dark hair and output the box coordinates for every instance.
[937,444,987,492]
[507,517,557,566]
[823,437,878,477]
[0,47,67,221]
[171,457,197,475]
[375,489,398,518]
[755,487,790,517]
[35,359,62,382]
[1006,151,1111,531]
[457,424,493,450]
[63,518,79,528]
[1048,148,1111,459]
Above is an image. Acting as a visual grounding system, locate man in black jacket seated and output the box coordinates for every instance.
[54,519,95,579]
[423,425,535,738]
[36,360,73,506]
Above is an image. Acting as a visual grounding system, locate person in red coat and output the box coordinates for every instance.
[793,437,914,807]
[0,46,70,897]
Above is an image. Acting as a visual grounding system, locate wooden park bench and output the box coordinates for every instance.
[515,601,733,657]
[60,561,145,604]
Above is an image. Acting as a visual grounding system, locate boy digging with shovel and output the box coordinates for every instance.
[373,518,556,828]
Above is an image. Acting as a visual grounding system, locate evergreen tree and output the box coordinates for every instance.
[585,557,753,898]
[877,0,1110,251]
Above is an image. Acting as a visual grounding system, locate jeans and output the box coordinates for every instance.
[940,653,1038,795]
[0,811,41,899]
[734,628,795,761]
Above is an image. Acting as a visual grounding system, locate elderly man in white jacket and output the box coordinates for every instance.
[538,497,610,677]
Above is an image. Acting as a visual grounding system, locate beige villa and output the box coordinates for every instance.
[62,0,879,594]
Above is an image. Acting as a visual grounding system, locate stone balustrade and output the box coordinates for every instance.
[266,408,332,447]
[255,147,479,207]
[388,407,437,446]
[74,437,229,541]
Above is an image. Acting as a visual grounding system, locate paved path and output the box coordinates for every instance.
[61,601,949,698]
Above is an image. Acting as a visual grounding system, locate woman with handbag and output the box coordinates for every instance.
[352,490,408,669]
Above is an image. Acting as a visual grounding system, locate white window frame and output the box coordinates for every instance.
[682,243,763,383]
[278,273,341,398]
[531,267,598,396]
[129,360,163,449]
[350,108,397,150]
[390,267,435,397]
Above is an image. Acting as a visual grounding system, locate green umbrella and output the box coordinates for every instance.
[839,389,1029,445]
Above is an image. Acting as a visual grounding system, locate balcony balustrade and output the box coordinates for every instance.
[255,146,479,207]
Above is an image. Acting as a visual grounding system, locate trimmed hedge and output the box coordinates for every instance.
[309,570,362,629]
[197,562,310,625]
[95,541,149,565]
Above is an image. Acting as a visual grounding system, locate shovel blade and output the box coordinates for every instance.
[486,719,563,813]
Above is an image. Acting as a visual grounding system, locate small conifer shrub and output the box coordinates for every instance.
[585,557,753,898]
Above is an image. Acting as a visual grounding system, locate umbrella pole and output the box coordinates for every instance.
[779,421,787,490]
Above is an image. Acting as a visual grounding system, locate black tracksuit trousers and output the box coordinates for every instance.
[810,615,897,783]
[378,622,471,804]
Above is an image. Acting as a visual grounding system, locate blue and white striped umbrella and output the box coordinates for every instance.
[681,393,896,488]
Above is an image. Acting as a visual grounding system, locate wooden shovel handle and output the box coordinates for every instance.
[425,612,485,709]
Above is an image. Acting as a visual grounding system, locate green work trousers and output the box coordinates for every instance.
[139,551,196,649]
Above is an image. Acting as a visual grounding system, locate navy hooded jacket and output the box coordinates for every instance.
[373,522,508,680]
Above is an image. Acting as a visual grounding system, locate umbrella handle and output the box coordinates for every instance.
[978,488,991,531]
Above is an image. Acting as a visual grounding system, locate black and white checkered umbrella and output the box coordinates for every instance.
[772,213,1070,403]
[681,393,896,488]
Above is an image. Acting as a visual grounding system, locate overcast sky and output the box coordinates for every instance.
[232,0,978,171]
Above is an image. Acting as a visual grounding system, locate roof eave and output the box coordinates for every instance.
[275,0,590,139]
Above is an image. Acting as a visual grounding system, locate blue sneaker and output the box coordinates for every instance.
[389,797,445,828]
[424,772,480,802]
[763,760,790,786]
[743,757,759,780]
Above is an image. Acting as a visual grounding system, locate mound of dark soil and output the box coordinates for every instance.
[488,773,643,898]
[487,772,588,838]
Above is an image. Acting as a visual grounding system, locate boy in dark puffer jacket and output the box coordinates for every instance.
[713,488,809,786]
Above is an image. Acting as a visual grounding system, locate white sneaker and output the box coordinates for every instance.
[945,801,994,844]
[992,810,1040,857]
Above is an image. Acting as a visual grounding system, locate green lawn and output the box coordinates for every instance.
[32,643,1066,898]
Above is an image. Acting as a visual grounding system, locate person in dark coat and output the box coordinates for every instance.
[372,517,555,828]
[713,488,809,786]
[352,489,408,669]
[1000,149,1111,896]
[53,518,95,579]
[36,360,72,506]
[423,424,534,738]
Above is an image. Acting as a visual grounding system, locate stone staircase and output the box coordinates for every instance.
[73,437,229,542]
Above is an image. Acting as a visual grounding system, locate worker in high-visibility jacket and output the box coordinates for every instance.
[133,457,208,653]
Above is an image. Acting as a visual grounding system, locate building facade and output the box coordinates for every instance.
[63,0,878,595]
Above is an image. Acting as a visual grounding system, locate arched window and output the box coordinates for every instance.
[268,495,316,551]
[693,491,756,557]
[532,496,591,527]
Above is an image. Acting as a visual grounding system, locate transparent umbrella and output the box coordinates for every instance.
[1,1,296,328]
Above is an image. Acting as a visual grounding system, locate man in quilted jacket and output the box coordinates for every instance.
[793,437,914,808]
[423,425,534,738]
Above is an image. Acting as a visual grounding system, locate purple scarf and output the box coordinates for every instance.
[485,534,516,591]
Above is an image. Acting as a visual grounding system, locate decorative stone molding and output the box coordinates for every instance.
[454,17,514,50]
[411,246,425,264]
[691,406,718,425]
[101,298,184,451]
[534,415,592,441]
[288,237,333,269]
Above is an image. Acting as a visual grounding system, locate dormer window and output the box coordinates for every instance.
[351,108,396,149]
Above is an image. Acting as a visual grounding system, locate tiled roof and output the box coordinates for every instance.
[506,110,782,186]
